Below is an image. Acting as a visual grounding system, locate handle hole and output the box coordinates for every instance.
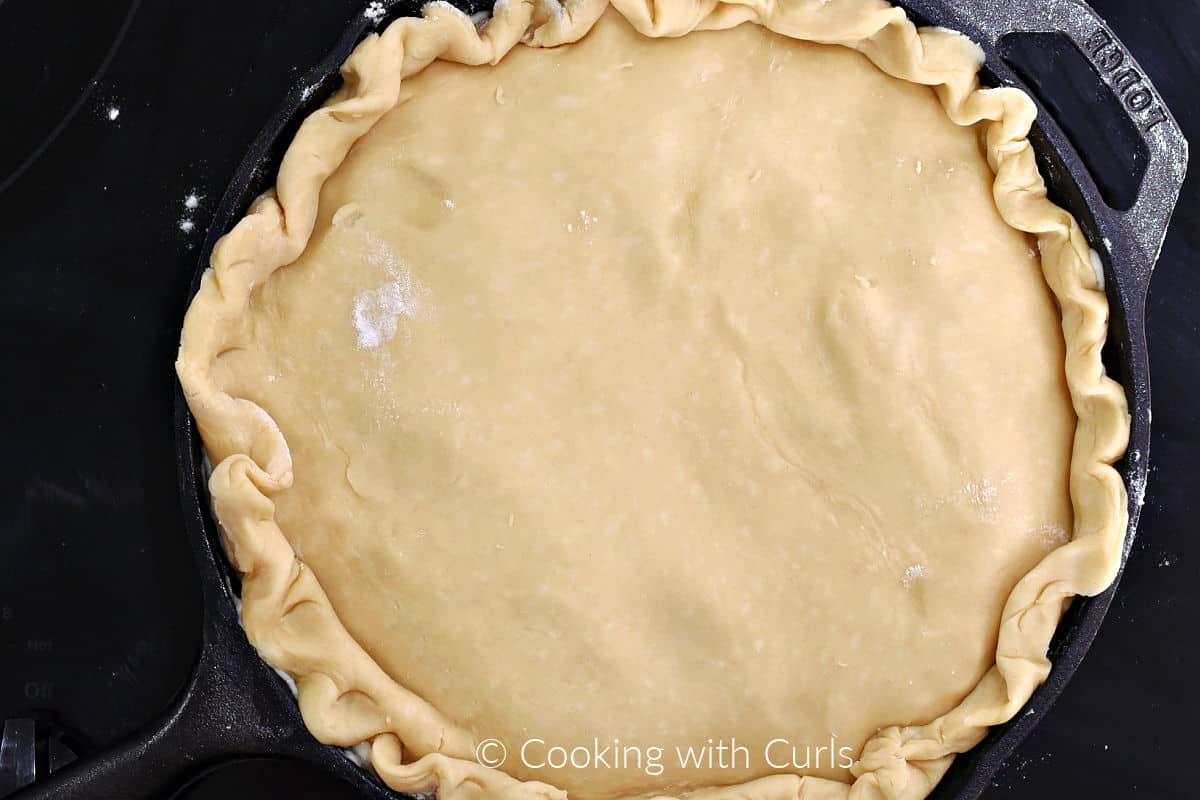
[999,31,1148,212]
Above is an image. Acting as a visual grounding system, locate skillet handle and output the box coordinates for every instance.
[10,686,208,799]
[10,607,324,800]
[9,642,272,800]
[12,700,212,800]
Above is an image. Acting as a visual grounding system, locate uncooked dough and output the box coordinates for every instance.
[177,2,1130,799]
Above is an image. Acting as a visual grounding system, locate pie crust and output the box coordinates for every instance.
[175,1,1130,798]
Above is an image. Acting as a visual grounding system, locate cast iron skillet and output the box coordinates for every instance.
[18,0,1187,797]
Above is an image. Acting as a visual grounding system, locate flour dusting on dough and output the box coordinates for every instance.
[963,477,999,509]
[354,282,418,349]
[1030,523,1069,547]
[338,211,428,351]
[337,225,432,420]
[902,563,927,589]
[916,475,1008,520]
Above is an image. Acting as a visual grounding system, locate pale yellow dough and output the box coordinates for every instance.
[176,1,1130,799]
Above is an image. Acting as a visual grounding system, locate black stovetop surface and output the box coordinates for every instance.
[0,1,1195,798]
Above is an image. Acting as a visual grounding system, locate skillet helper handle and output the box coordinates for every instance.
[959,0,1185,523]
[967,0,1188,302]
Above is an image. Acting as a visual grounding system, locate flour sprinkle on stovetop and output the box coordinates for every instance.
[364,1,386,24]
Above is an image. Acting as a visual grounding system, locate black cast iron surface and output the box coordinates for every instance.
[0,1,1195,798]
